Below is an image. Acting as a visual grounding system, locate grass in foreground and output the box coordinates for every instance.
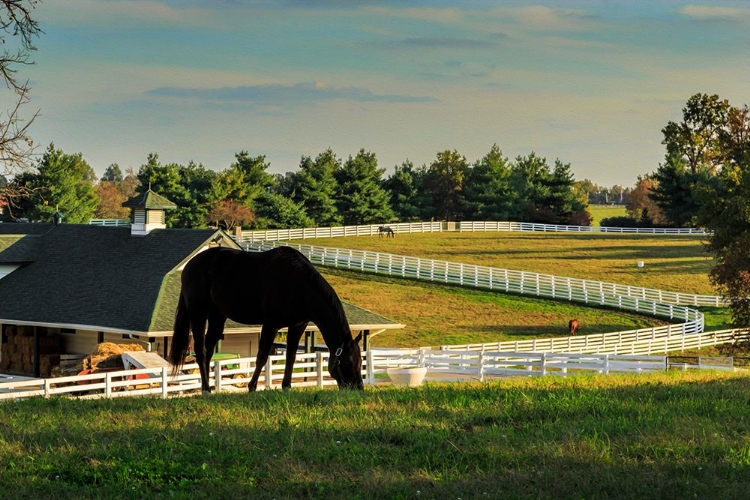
[1,371,748,499]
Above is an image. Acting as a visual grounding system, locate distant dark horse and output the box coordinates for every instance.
[569,319,580,336]
[169,246,364,393]
[378,226,395,238]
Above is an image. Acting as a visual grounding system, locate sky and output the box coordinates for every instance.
[15,0,750,187]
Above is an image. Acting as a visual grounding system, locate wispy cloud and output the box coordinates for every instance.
[681,5,750,21]
[146,82,435,105]
[401,37,494,48]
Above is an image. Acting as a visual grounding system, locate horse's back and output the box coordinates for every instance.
[182,246,332,326]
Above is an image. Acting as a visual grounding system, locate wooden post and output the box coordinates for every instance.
[161,366,169,398]
[366,350,374,386]
[265,360,273,389]
[317,352,324,387]
[214,360,222,392]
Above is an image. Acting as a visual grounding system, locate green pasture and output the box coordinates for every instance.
[314,232,716,295]
[1,372,748,500]
[588,204,627,225]
[311,231,728,348]
[322,268,667,348]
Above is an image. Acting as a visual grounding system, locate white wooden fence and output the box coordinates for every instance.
[0,347,723,401]
[243,242,709,329]
[236,222,442,243]
[89,219,131,227]
[234,220,708,243]
[458,221,709,235]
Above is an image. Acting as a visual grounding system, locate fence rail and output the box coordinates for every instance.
[237,222,442,243]
[6,337,748,401]
[89,219,131,227]
[234,220,708,243]
[458,221,709,235]
[243,242,710,329]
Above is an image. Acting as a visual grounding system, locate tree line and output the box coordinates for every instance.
[1,144,591,229]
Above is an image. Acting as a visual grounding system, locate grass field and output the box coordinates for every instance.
[306,231,724,347]
[588,204,627,225]
[2,372,748,500]
[314,232,716,295]
[322,268,667,348]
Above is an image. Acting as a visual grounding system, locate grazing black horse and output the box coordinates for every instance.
[169,246,364,393]
[378,226,395,238]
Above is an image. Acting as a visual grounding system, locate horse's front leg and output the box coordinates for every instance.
[248,324,279,392]
[281,322,308,390]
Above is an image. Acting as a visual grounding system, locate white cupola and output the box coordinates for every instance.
[121,188,177,236]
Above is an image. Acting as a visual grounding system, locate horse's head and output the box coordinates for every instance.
[328,332,364,390]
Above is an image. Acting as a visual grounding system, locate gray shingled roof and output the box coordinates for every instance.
[0,224,402,335]
[0,224,218,332]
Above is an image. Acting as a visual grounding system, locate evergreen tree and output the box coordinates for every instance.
[335,149,394,225]
[253,192,313,229]
[384,160,430,221]
[288,149,342,226]
[29,143,99,223]
[424,149,468,221]
[463,144,513,220]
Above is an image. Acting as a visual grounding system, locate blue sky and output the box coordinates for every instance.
[21,1,750,187]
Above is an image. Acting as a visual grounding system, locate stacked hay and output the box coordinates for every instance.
[52,342,146,377]
[83,342,146,371]
[0,325,61,376]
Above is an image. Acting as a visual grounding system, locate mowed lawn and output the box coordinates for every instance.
[308,232,718,348]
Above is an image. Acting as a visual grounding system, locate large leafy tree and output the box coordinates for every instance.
[424,149,468,221]
[28,143,99,223]
[693,100,750,326]
[335,149,394,225]
[651,94,733,226]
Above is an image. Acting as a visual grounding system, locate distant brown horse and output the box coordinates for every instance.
[569,319,580,336]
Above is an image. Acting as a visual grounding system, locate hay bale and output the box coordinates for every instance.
[84,342,147,372]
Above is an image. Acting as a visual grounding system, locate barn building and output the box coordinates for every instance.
[0,190,402,377]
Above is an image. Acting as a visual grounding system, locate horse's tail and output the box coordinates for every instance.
[169,293,191,375]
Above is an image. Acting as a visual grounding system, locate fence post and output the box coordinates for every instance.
[477,351,485,381]
[317,352,324,388]
[265,360,274,390]
[366,351,375,386]
[44,379,51,398]
[604,354,610,375]
[161,366,169,398]
[214,360,222,393]
[105,373,112,398]
[540,353,547,377]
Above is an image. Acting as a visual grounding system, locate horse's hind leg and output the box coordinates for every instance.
[202,314,226,392]
[248,324,279,392]
[281,322,308,389]
[190,315,212,394]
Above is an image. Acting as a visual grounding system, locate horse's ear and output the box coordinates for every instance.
[353,332,363,344]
